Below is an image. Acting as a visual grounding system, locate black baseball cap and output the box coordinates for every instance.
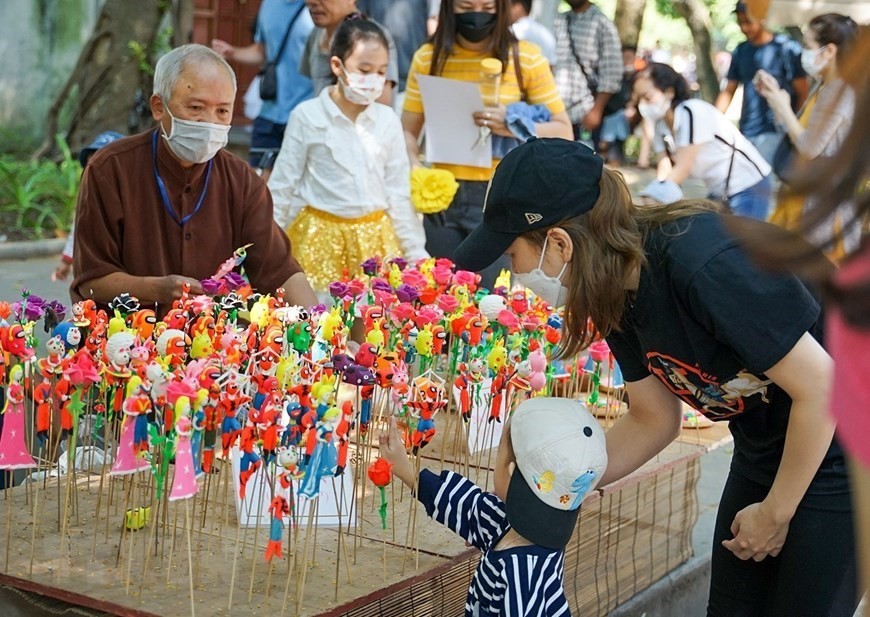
[453,138,604,273]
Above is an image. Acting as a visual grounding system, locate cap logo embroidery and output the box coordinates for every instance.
[525,212,543,225]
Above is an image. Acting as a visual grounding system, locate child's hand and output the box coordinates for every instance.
[378,417,417,487]
[52,260,71,282]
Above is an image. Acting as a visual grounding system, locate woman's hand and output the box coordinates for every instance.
[722,500,791,561]
[211,39,235,60]
[378,417,416,487]
[754,70,791,116]
[472,106,513,138]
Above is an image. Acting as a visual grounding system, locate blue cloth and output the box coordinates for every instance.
[724,174,772,220]
[727,35,805,137]
[254,0,315,125]
[492,103,551,159]
[640,179,684,204]
[417,470,570,616]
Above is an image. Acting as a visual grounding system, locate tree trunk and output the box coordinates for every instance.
[33,0,171,160]
[672,0,719,102]
[614,0,648,48]
[173,0,194,47]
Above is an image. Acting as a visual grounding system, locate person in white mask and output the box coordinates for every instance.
[71,44,317,315]
[454,137,859,617]
[755,12,859,260]
[268,20,428,299]
[634,62,772,220]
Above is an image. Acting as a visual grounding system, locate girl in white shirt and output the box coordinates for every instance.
[269,19,427,294]
[634,63,773,220]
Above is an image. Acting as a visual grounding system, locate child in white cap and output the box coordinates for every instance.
[379,397,607,616]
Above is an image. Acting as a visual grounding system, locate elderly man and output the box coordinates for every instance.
[71,44,317,314]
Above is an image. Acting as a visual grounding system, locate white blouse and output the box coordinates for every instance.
[268,87,428,260]
[653,99,771,198]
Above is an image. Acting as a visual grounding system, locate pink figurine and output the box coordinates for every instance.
[0,365,37,469]
[169,397,198,501]
[111,377,151,476]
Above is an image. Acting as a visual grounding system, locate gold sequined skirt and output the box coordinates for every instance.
[287,206,401,291]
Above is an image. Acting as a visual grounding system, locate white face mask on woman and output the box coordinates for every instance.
[340,66,386,106]
[512,237,569,308]
[800,47,828,78]
[161,108,230,164]
[638,94,671,123]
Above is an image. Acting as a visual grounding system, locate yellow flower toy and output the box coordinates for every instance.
[410,167,459,214]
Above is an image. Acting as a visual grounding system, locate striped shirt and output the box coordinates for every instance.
[403,41,565,181]
[553,5,623,124]
[418,470,571,616]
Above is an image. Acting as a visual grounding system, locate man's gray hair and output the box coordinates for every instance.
[153,44,237,103]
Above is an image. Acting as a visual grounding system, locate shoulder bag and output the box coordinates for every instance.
[258,2,306,101]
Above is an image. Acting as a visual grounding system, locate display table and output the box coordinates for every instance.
[0,414,732,617]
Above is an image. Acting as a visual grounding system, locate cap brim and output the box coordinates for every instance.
[453,224,518,274]
[505,468,579,550]
[78,147,97,167]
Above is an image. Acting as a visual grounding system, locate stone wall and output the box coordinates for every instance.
[0,0,103,154]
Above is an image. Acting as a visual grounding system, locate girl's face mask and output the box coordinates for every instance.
[340,64,386,106]
[638,92,671,122]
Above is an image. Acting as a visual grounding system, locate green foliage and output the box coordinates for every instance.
[128,24,174,77]
[0,134,81,240]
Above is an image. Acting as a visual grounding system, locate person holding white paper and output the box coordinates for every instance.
[401,0,572,288]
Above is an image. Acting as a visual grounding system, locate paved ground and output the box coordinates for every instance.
[0,255,72,306]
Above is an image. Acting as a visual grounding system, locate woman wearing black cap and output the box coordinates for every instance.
[401,0,572,288]
[454,138,858,616]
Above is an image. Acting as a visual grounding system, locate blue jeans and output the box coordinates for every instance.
[248,117,286,168]
[747,131,781,166]
[726,175,772,220]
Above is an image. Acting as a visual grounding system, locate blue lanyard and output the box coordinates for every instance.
[152,130,213,227]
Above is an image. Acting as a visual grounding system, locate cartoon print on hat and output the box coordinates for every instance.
[534,470,556,493]
[570,470,599,509]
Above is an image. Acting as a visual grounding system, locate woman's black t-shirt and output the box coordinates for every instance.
[606,212,848,497]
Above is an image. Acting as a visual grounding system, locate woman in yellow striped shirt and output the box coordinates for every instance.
[402,0,572,287]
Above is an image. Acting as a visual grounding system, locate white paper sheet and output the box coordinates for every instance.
[416,74,492,168]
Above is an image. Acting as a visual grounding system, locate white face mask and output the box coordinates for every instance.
[161,107,230,164]
[801,47,827,78]
[638,95,671,122]
[512,237,569,308]
[340,66,386,106]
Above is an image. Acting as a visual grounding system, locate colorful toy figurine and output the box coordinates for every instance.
[0,366,37,469]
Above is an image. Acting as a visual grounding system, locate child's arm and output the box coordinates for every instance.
[267,111,306,230]
[379,418,507,551]
[382,115,428,261]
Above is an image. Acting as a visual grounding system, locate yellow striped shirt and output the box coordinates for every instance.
[404,41,565,181]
